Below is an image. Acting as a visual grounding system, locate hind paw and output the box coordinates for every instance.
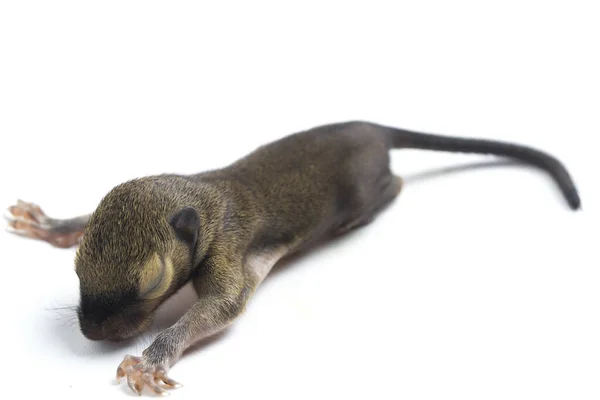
[5,200,83,248]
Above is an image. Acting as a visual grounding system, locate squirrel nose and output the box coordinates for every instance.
[80,321,107,341]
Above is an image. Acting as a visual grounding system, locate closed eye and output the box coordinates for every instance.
[139,255,166,298]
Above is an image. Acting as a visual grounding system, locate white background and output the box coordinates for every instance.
[1,1,598,399]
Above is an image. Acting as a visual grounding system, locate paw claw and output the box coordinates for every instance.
[157,370,182,389]
[4,200,85,248]
[3,209,15,222]
[127,372,142,395]
[117,355,182,396]
[116,367,126,382]
[4,200,47,236]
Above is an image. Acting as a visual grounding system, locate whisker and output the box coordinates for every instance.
[45,302,80,330]
[45,303,78,318]
[46,305,78,310]
[56,313,78,325]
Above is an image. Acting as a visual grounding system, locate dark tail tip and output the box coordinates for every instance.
[565,188,582,211]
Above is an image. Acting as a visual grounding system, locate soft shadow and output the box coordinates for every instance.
[265,213,376,282]
[402,159,521,184]
[181,330,231,358]
[47,283,200,357]
[264,160,534,281]
[401,158,573,208]
[150,282,199,330]
[47,309,140,357]
[47,160,531,358]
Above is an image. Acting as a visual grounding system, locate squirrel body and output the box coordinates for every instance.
[6,121,580,396]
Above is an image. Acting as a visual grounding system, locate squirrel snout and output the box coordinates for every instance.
[79,320,108,341]
[78,312,144,342]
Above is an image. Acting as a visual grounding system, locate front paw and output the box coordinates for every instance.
[116,355,182,396]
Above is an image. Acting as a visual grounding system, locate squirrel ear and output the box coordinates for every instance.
[168,207,200,246]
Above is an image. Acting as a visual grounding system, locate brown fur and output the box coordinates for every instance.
[5,120,580,395]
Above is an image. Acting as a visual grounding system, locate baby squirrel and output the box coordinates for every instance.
[6,121,580,396]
